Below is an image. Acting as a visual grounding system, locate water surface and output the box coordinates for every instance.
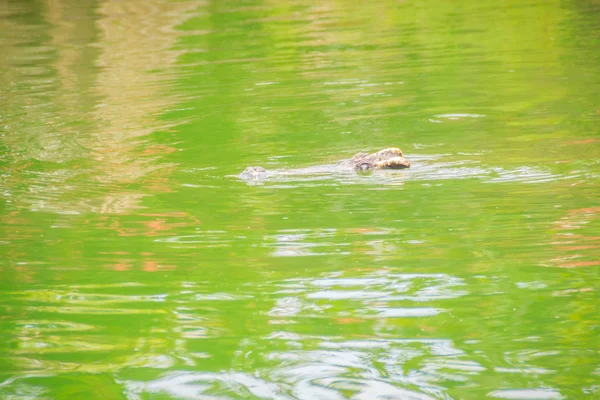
[1,0,599,399]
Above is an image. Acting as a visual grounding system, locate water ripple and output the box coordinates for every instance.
[231,153,578,187]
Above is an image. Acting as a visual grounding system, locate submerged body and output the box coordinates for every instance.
[240,148,410,180]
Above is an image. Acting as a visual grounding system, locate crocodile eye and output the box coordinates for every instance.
[356,163,372,171]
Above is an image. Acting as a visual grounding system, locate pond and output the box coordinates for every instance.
[0,0,599,399]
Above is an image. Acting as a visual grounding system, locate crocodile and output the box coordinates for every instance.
[240,147,410,181]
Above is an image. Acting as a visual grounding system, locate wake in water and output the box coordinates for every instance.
[231,153,578,187]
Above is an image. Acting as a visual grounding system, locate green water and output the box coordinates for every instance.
[1,0,599,399]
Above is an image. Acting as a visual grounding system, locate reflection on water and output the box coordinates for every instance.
[3,268,575,398]
[1,0,599,398]
[0,0,193,215]
[2,271,472,398]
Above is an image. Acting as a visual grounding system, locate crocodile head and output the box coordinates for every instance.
[352,147,411,171]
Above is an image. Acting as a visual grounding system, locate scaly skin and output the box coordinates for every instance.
[351,148,411,170]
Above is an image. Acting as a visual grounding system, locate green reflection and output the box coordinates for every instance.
[0,0,599,399]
